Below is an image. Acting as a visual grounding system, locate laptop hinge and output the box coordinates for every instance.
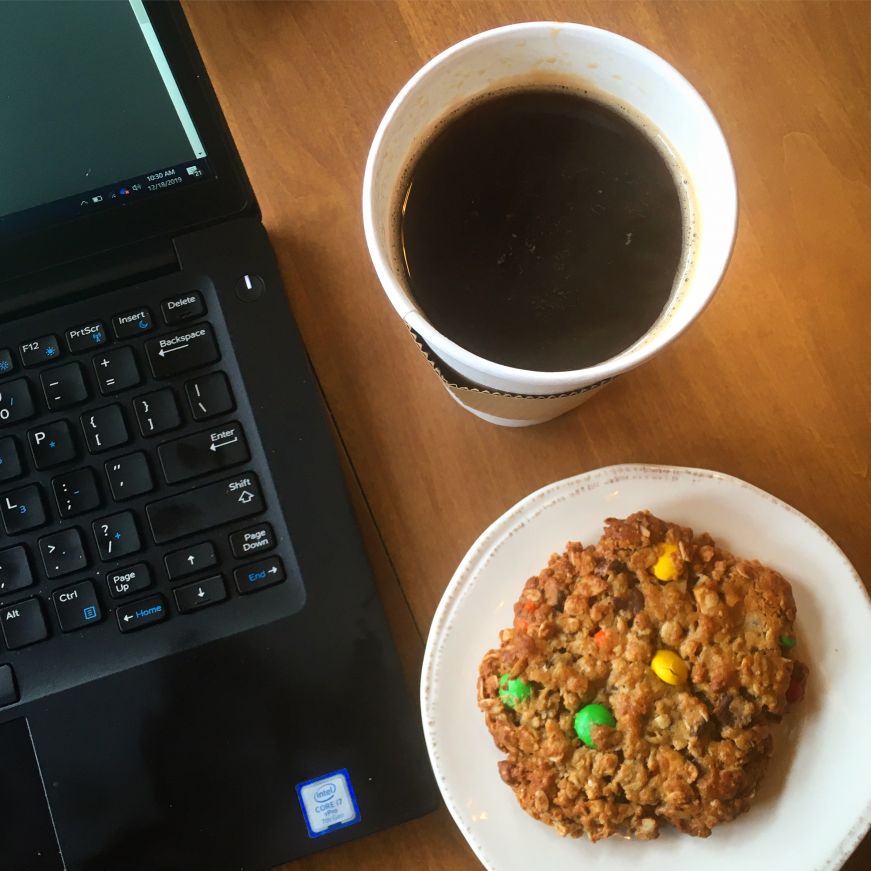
[0,236,179,323]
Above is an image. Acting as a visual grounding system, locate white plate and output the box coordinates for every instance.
[421,465,871,871]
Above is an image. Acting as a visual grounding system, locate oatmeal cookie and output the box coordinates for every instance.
[478,511,806,841]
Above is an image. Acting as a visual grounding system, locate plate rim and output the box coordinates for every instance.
[421,463,871,871]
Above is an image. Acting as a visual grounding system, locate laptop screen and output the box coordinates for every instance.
[0,0,211,235]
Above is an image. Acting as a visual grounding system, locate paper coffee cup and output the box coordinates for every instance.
[363,22,736,426]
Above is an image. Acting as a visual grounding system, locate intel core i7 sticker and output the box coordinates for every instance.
[296,768,361,838]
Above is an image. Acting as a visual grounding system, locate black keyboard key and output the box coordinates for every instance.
[161,291,205,325]
[174,574,226,614]
[106,563,152,599]
[185,371,234,421]
[0,349,14,378]
[81,404,129,453]
[41,362,88,410]
[133,389,181,437]
[105,452,154,501]
[234,556,285,594]
[145,323,219,379]
[0,665,18,707]
[147,471,265,544]
[164,541,217,581]
[38,528,87,579]
[93,511,141,560]
[1,598,48,649]
[28,420,77,470]
[229,522,275,559]
[93,346,141,395]
[1,485,46,534]
[53,467,102,517]
[20,335,60,367]
[53,580,102,632]
[66,321,107,353]
[158,421,249,484]
[117,595,166,632]
[0,546,33,595]
[0,437,23,482]
[0,379,35,427]
[112,307,154,339]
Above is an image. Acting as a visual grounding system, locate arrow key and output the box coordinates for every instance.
[173,574,226,614]
[164,541,217,581]
[234,556,285,595]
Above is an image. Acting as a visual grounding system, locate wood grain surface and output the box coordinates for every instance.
[182,2,871,869]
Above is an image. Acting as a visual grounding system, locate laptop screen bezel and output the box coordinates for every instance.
[0,1,255,285]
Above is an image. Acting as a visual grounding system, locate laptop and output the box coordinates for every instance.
[0,2,436,868]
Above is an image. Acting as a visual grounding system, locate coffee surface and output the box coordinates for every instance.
[400,88,686,371]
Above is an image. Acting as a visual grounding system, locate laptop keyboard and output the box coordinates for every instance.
[0,279,305,709]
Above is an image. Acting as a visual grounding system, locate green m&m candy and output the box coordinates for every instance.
[574,703,616,749]
[779,635,797,649]
[498,673,531,709]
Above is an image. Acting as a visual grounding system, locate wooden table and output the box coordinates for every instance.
[183,2,871,868]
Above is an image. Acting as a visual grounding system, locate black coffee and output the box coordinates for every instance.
[399,88,687,371]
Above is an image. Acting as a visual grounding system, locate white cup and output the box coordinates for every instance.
[363,22,736,426]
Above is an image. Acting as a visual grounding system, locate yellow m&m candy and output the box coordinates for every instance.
[651,649,688,686]
[652,542,680,581]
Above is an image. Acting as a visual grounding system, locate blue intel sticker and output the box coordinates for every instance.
[295,768,362,839]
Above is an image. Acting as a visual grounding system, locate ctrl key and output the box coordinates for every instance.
[52,580,102,632]
[117,594,167,633]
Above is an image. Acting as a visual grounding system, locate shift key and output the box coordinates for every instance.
[146,471,265,543]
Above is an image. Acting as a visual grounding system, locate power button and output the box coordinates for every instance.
[235,273,265,302]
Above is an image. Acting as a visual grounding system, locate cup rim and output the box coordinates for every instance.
[362,20,738,391]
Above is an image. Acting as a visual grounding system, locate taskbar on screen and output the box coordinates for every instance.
[0,157,212,236]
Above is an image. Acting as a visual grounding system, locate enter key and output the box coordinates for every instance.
[158,421,249,484]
